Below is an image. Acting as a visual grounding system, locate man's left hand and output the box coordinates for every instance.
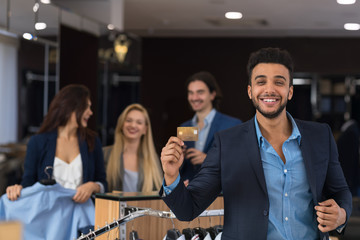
[185,148,206,165]
[315,199,346,232]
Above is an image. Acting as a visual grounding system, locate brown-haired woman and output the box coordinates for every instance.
[105,103,162,192]
[6,84,107,202]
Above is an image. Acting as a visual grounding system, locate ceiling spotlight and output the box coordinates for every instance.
[33,3,39,12]
[23,33,33,40]
[40,0,51,4]
[344,23,360,30]
[337,0,356,4]
[225,12,243,20]
[35,22,47,30]
[107,24,115,30]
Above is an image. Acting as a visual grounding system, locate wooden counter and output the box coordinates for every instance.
[95,192,224,240]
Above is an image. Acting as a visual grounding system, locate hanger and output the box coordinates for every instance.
[193,227,207,240]
[182,228,196,240]
[166,229,181,240]
[129,230,140,240]
[39,166,56,185]
[205,227,216,240]
[212,225,222,235]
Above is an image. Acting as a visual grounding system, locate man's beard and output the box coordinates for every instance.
[251,94,288,119]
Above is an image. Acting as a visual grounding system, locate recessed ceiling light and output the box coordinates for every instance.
[107,24,115,30]
[337,0,356,4]
[23,33,33,40]
[40,0,51,4]
[225,12,243,20]
[344,23,360,30]
[33,3,39,12]
[35,22,47,30]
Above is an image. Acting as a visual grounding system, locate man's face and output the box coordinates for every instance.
[247,63,293,119]
[187,80,216,113]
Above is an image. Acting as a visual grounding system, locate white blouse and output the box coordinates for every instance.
[53,154,83,190]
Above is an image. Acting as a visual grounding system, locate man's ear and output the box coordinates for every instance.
[210,91,216,101]
[247,85,252,99]
[288,85,294,100]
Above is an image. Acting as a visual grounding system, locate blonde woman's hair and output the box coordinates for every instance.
[106,103,163,192]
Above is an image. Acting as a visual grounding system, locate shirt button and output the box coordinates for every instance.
[284,169,288,173]
[285,217,288,221]
[285,193,288,197]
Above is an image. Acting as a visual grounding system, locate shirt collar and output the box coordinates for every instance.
[191,108,217,126]
[254,112,301,148]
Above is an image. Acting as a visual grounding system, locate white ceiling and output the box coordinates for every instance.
[2,0,360,38]
[123,0,360,37]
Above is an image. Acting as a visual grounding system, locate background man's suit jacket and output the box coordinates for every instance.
[162,117,352,240]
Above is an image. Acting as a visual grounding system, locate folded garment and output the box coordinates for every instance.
[0,182,94,240]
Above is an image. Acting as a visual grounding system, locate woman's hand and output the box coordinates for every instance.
[6,184,23,201]
[73,181,100,203]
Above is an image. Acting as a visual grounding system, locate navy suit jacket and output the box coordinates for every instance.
[162,118,352,240]
[180,111,242,180]
[21,131,108,191]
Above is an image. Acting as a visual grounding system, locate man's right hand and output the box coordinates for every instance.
[161,136,184,185]
[6,184,23,201]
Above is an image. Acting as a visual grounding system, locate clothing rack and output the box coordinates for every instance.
[77,207,224,240]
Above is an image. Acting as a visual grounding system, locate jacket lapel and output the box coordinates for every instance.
[42,131,57,178]
[79,136,88,182]
[204,112,220,153]
[245,118,268,195]
[296,120,317,203]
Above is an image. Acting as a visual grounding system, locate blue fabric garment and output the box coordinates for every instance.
[0,182,94,240]
[191,109,217,152]
[254,113,318,240]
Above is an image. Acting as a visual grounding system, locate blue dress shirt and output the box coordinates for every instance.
[163,175,180,195]
[254,112,318,240]
[191,109,217,152]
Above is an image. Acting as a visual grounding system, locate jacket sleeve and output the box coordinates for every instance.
[21,136,41,187]
[323,124,352,224]
[161,133,222,221]
[92,137,108,192]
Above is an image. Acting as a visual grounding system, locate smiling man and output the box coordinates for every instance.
[160,48,352,240]
[180,71,242,183]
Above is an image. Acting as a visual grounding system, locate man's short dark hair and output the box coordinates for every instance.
[247,47,294,86]
[185,71,223,110]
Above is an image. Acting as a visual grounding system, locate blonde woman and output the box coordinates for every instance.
[105,104,162,192]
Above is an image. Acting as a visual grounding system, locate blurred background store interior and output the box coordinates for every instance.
[0,1,360,238]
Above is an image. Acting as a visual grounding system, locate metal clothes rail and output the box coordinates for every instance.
[77,207,224,240]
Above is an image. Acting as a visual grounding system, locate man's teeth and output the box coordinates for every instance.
[264,99,276,102]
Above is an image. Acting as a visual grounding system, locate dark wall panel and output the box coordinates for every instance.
[60,25,99,131]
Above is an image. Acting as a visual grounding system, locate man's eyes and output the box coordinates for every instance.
[255,80,285,85]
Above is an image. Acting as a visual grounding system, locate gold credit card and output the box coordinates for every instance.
[177,127,199,141]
